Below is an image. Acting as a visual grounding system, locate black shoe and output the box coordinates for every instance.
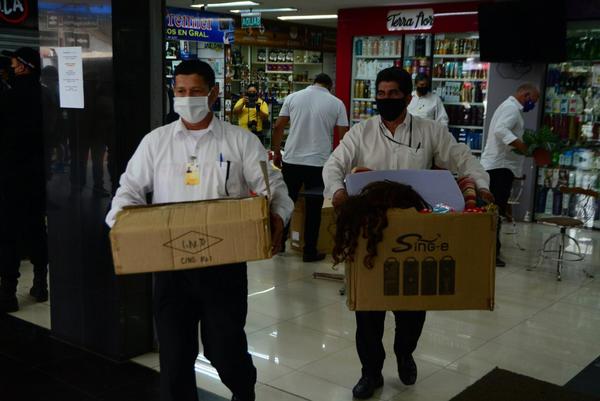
[398,354,417,385]
[0,293,19,313]
[30,284,49,303]
[352,375,384,399]
[302,252,326,263]
[231,395,255,401]
[496,258,506,267]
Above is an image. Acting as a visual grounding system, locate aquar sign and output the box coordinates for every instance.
[387,8,434,31]
[0,0,29,25]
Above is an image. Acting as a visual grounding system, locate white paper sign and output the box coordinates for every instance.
[56,47,84,109]
[387,8,434,31]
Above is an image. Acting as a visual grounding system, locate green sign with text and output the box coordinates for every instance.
[241,12,261,28]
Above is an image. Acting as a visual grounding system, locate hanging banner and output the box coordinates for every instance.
[165,7,235,44]
[241,12,261,29]
[387,8,434,31]
[55,46,84,109]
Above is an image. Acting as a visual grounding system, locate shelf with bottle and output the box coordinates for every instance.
[355,55,403,59]
[444,101,485,106]
[436,81,486,105]
[434,37,480,56]
[448,125,484,129]
[354,36,403,58]
[352,99,377,121]
[433,54,481,59]
[446,101,485,126]
[433,78,487,82]
[449,126,484,152]
[355,58,398,81]
[353,79,376,100]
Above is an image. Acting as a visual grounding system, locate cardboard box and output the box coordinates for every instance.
[110,197,271,275]
[347,209,496,311]
[289,198,336,254]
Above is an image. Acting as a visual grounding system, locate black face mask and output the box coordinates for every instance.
[376,98,407,122]
[416,86,429,96]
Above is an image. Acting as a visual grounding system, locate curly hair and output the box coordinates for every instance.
[332,181,430,269]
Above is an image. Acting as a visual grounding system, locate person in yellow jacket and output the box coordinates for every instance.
[233,84,269,144]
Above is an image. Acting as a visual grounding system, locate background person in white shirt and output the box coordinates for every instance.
[407,73,448,126]
[323,67,493,400]
[106,60,293,401]
[271,73,348,262]
[480,83,539,267]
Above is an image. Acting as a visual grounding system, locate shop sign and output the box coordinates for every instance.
[387,8,434,31]
[165,7,235,44]
[0,0,30,26]
[241,12,261,29]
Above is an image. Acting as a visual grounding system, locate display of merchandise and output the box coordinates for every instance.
[448,127,483,152]
[434,37,479,55]
[534,28,600,229]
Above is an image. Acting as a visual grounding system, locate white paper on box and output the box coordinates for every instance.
[56,47,84,109]
[345,169,465,211]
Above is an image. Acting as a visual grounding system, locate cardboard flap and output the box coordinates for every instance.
[345,170,465,211]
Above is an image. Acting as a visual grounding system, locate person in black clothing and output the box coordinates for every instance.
[0,47,49,313]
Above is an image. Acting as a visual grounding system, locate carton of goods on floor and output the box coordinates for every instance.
[290,198,335,254]
[344,169,496,311]
[110,197,271,275]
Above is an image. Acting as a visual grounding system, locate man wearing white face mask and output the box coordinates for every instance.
[106,60,293,401]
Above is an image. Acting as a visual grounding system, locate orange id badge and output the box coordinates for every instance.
[185,162,200,186]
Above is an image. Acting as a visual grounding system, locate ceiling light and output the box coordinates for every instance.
[277,14,337,20]
[434,11,477,17]
[192,1,260,8]
[230,8,297,13]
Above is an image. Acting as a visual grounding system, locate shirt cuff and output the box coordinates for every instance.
[501,132,519,145]
[475,178,490,191]
[325,183,346,199]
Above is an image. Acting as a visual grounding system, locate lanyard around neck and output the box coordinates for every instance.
[379,116,415,148]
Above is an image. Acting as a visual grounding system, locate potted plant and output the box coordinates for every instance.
[514,126,563,166]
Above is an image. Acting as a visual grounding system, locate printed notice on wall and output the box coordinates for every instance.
[593,64,600,88]
[56,47,84,109]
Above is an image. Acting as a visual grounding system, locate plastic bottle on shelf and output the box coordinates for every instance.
[363,38,371,56]
[355,38,363,56]
[373,39,379,56]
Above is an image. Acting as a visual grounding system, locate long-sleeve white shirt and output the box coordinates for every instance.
[407,91,449,126]
[323,113,489,198]
[480,96,525,176]
[106,116,294,227]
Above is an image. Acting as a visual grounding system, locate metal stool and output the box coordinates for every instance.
[531,186,598,281]
[505,175,526,251]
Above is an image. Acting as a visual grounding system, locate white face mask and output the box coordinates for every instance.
[174,96,210,124]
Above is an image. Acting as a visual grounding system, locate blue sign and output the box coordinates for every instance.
[165,8,234,44]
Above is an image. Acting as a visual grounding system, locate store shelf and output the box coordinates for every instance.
[449,124,484,129]
[433,78,487,82]
[433,54,480,58]
[294,62,322,65]
[293,81,312,85]
[355,55,402,59]
[443,101,485,106]
[353,97,374,101]
[267,62,294,65]
[253,61,266,65]
[166,56,177,60]
[265,71,293,74]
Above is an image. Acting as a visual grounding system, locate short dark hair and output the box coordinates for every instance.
[246,83,258,91]
[174,59,215,88]
[376,67,412,97]
[415,73,429,84]
[314,73,333,87]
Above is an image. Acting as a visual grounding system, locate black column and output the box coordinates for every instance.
[41,0,163,361]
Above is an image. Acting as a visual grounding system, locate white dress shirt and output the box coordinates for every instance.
[279,85,349,167]
[106,116,294,227]
[323,114,489,198]
[480,96,525,176]
[407,91,449,126]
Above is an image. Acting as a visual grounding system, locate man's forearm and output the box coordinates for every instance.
[509,138,528,154]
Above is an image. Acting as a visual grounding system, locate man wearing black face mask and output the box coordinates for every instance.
[480,83,539,267]
[407,73,448,126]
[233,84,269,144]
[323,67,492,399]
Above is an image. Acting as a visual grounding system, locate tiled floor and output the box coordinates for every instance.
[10,222,600,401]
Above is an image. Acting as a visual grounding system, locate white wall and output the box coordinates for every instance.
[484,62,547,220]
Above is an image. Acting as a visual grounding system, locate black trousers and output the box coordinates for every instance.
[356,311,426,378]
[281,162,324,255]
[154,264,256,401]
[0,191,48,286]
[487,168,515,256]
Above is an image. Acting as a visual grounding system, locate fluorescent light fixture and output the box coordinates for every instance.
[230,7,297,13]
[192,1,260,8]
[434,11,477,17]
[278,14,337,20]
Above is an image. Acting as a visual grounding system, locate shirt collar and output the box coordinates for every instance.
[509,96,524,111]
[378,112,412,135]
[173,114,218,138]
[309,85,329,93]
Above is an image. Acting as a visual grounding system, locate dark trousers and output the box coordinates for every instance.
[487,168,515,256]
[281,162,324,255]
[356,311,426,378]
[154,264,256,401]
[0,192,48,286]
